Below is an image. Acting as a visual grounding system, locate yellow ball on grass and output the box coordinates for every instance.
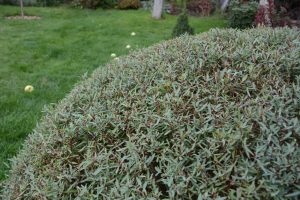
[24,85,34,93]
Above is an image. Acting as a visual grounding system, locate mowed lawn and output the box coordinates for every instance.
[0,5,226,180]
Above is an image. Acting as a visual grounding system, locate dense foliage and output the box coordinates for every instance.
[186,0,212,16]
[256,0,300,28]
[72,0,116,9]
[228,0,258,29]
[0,0,113,8]
[38,0,64,6]
[100,0,117,8]
[1,0,71,6]
[0,0,63,6]
[1,28,300,199]
[274,0,300,22]
[74,0,98,8]
[117,0,140,9]
[170,0,214,16]
[172,11,194,37]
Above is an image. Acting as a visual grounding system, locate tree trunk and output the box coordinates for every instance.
[259,0,268,6]
[152,0,164,19]
[20,0,24,18]
[258,0,272,27]
[220,0,229,11]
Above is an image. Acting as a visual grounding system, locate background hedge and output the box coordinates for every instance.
[228,0,258,29]
[1,28,300,199]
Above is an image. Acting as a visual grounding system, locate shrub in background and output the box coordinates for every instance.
[1,28,300,199]
[187,0,212,16]
[74,0,116,9]
[0,0,24,5]
[0,0,13,5]
[210,0,220,13]
[169,0,214,16]
[172,11,194,37]
[77,0,101,8]
[0,0,57,6]
[118,0,140,9]
[38,0,64,6]
[279,0,300,21]
[100,0,117,8]
[0,0,115,7]
[228,0,258,29]
[255,0,300,28]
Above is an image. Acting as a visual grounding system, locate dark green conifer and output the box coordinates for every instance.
[172,10,194,38]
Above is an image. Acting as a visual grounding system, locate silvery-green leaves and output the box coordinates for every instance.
[1,28,300,199]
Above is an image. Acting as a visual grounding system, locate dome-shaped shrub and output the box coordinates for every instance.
[1,28,300,199]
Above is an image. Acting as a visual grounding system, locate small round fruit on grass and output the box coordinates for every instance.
[24,85,34,93]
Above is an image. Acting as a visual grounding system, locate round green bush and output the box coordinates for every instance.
[1,28,300,199]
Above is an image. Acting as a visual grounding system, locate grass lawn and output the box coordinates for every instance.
[0,5,227,180]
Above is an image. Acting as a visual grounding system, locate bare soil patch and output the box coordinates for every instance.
[5,16,41,20]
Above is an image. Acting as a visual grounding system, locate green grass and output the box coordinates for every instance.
[0,5,226,181]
